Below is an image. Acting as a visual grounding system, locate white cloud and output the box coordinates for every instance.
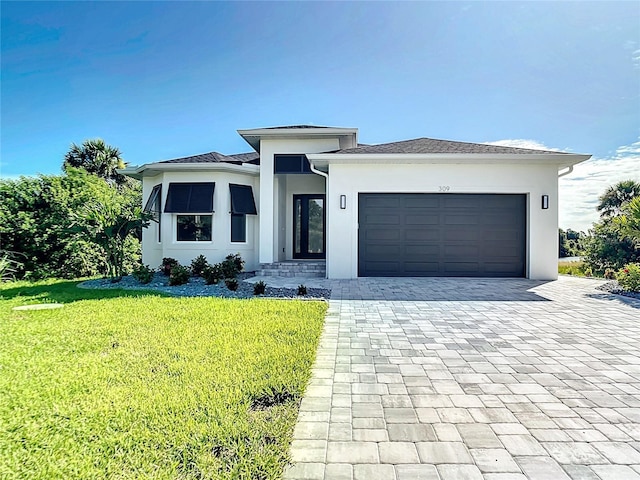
[559,140,640,232]
[485,139,564,152]
[486,138,640,232]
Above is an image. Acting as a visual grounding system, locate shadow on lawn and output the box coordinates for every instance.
[0,279,169,304]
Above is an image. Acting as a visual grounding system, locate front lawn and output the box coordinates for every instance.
[0,279,326,479]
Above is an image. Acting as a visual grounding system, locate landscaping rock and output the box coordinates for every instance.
[78,272,331,300]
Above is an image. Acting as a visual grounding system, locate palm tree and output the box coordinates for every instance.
[63,139,126,185]
[597,180,640,219]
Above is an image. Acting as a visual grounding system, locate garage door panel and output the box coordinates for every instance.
[405,244,440,256]
[444,228,479,241]
[404,262,439,274]
[362,214,400,225]
[445,215,478,225]
[406,229,440,241]
[364,196,401,208]
[444,262,480,274]
[405,214,440,225]
[359,193,525,277]
[364,229,401,241]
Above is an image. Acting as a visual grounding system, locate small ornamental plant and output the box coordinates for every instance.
[161,257,179,276]
[221,253,244,279]
[617,263,640,292]
[190,255,209,277]
[132,264,155,284]
[253,281,266,296]
[225,278,239,291]
[169,265,190,286]
[297,284,307,296]
[202,264,223,285]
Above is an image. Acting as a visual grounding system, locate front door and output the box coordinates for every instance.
[293,194,325,259]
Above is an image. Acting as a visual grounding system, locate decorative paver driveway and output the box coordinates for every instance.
[280,276,640,480]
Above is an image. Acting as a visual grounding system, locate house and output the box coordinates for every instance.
[121,125,590,280]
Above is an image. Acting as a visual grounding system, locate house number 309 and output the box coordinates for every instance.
[439,186,451,192]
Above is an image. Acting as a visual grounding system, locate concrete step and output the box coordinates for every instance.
[258,261,326,278]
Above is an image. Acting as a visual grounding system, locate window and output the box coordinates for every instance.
[144,184,162,242]
[165,183,215,213]
[231,214,246,242]
[274,154,312,174]
[229,184,256,243]
[176,215,212,242]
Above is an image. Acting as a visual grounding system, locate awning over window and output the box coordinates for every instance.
[229,184,257,215]
[164,183,215,213]
[143,184,162,221]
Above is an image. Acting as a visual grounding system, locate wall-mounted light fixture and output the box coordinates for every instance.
[340,195,347,209]
[541,195,549,210]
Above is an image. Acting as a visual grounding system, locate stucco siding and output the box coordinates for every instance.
[141,170,260,271]
[326,162,560,280]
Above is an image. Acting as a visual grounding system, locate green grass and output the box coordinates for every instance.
[558,260,591,277]
[0,279,327,479]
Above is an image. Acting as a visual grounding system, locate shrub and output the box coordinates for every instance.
[190,254,209,277]
[253,281,266,296]
[225,278,239,291]
[297,284,307,296]
[169,265,190,286]
[221,253,244,279]
[132,264,155,284]
[202,264,223,285]
[617,263,640,292]
[161,257,179,276]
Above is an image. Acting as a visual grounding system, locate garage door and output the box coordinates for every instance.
[358,193,526,277]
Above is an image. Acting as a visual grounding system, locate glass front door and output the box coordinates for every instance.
[293,194,325,259]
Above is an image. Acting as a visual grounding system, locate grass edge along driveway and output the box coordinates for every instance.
[0,279,327,479]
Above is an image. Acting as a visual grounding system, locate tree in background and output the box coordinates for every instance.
[614,197,640,247]
[559,228,586,258]
[70,195,150,281]
[584,179,640,275]
[0,138,144,280]
[62,139,128,186]
[596,180,640,219]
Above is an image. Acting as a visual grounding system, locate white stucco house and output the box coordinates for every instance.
[121,125,590,280]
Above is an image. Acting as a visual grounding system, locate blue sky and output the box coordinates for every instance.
[2,1,639,230]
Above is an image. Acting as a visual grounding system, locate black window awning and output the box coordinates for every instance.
[229,184,257,215]
[164,183,215,213]
[274,154,312,174]
[143,184,162,221]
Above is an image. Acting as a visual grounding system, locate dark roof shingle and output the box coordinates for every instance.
[334,137,566,155]
[159,151,260,165]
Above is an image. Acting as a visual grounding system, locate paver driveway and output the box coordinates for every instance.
[281,276,640,480]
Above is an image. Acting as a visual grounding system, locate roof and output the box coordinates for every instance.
[158,151,260,165]
[262,125,331,130]
[334,137,568,155]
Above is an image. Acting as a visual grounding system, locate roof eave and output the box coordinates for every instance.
[306,152,592,168]
[237,127,359,152]
[118,162,260,179]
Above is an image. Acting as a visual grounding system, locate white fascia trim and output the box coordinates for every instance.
[306,153,592,167]
[237,127,358,151]
[118,162,260,179]
[237,127,358,136]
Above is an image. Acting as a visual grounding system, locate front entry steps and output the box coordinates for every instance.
[258,261,326,278]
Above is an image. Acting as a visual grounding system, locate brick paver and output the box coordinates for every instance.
[277,276,640,479]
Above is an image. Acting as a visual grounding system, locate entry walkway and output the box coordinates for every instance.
[275,276,640,480]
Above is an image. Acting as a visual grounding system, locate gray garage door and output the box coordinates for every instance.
[358,193,526,277]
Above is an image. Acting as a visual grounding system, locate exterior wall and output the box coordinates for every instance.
[141,170,260,271]
[259,138,339,264]
[326,162,560,281]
